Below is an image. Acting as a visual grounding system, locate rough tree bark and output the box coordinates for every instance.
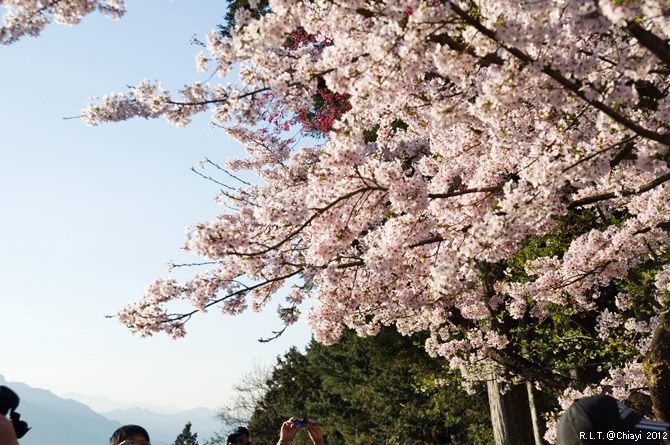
[487,379,536,445]
[527,381,548,445]
[644,312,670,444]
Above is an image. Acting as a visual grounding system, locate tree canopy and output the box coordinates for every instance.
[236,328,494,445]
[4,0,670,440]
[174,422,199,445]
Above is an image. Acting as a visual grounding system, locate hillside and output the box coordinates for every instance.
[0,375,221,445]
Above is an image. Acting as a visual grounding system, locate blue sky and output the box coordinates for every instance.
[0,0,312,411]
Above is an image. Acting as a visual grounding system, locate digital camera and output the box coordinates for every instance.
[292,418,311,427]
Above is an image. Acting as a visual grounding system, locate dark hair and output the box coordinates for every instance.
[227,433,243,444]
[0,386,30,439]
[0,386,19,416]
[109,424,151,445]
[233,426,249,437]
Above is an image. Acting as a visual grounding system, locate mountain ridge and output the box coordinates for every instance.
[0,375,223,445]
[61,392,189,414]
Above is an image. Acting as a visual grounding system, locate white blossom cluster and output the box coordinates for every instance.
[1,0,125,44]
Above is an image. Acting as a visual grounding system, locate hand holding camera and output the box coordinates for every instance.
[291,418,311,427]
[277,418,323,445]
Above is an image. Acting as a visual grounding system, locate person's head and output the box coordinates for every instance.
[226,433,243,445]
[233,426,249,445]
[109,425,151,445]
[557,395,670,445]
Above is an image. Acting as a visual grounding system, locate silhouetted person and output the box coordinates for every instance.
[0,386,28,445]
[234,426,250,445]
[557,395,670,444]
[227,433,243,445]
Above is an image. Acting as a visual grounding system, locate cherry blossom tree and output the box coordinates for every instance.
[0,0,125,45]
[5,0,670,442]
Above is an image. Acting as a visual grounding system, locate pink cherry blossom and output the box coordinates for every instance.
[7,0,670,440]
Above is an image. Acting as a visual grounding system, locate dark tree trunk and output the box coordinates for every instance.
[487,379,536,445]
[527,381,548,445]
[644,311,670,445]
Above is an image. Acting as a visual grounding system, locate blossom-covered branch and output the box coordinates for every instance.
[94,2,670,414]
[0,0,125,44]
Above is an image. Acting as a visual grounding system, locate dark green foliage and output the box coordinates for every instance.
[246,347,330,445]
[247,328,494,445]
[174,422,199,445]
[362,119,408,144]
[219,0,270,38]
[500,206,669,387]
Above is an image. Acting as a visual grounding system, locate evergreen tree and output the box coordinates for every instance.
[174,422,199,445]
[245,328,495,445]
[247,347,336,445]
[307,327,495,445]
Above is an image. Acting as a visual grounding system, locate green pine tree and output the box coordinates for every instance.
[244,328,494,445]
[174,422,199,445]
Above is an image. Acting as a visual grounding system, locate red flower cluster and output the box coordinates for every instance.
[296,88,351,135]
[283,26,317,50]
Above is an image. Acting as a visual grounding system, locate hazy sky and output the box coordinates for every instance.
[0,0,313,411]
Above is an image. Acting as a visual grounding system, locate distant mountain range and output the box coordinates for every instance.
[0,375,225,445]
[100,406,223,444]
[61,392,188,414]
